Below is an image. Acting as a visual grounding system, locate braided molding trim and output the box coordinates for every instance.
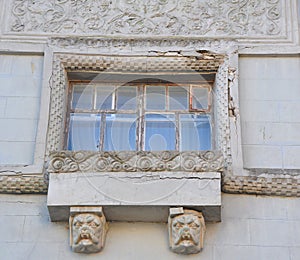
[0,175,47,194]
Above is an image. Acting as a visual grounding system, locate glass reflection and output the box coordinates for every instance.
[180,114,211,150]
[104,114,137,151]
[68,113,100,151]
[145,114,176,151]
[72,85,93,109]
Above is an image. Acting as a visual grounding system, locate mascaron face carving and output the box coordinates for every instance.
[70,208,107,253]
[168,209,205,255]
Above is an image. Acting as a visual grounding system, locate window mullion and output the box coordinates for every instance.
[99,113,106,151]
[64,82,74,149]
[93,85,97,110]
[175,112,180,151]
[138,85,145,151]
[112,87,116,110]
[188,84,193,111]
[166,85,169,111]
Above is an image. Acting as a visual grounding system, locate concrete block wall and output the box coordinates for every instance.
[0,194,299,260]
[239,56,300,169]
[0,55,43,165]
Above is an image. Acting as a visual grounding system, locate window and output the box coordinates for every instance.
[67,81,212,152]
[46,53,226,222]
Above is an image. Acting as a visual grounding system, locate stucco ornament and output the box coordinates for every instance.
[69,207,108,254]
[168,208,205,254]
[48,151,224,173]
[10,0,282,37]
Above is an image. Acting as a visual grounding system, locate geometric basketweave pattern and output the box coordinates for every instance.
[1,174,300,197]
[222,175,300,197]
[0,175,47,194]
[60,53,225,73]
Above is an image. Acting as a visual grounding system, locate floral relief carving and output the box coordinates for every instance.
[47,151,224,173]
[10,0,283,37]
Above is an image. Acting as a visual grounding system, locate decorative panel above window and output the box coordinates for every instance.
[46,53,228,222]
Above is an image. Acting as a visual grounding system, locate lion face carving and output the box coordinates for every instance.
[168,209,205,254]
[70,208,107,254]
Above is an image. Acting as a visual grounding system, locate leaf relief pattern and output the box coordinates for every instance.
[10,0,282,37]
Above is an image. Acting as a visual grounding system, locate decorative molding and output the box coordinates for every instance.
[54,52,225,72]
[222,174,300,197]
[214,61,231,167]
[9,0,284,39]
[0,175,47,194]
[47,151,224,173]
[2,173,300,197]
[47,37,237,53]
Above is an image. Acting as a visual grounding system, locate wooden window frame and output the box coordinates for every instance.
[65,81,213,152]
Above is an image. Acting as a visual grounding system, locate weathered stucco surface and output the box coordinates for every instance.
[1,193,300,260]
[0,0,300,258]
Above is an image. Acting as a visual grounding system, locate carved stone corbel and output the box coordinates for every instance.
[168,207,205,255]
[69,206,108,254]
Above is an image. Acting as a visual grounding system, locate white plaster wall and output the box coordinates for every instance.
[0,193,299,260]
[0,55,43,165]
[239,56,300,169]
[298,0,300,45]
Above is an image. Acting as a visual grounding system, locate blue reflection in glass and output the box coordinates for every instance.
[96,86,114,110]
[192,87,209,110]
[145,114,176,151]
[145,86,166,110]
[104,114,136,151]
[117,86,137,110]
[72,85,93,109]
[68,113,101,151]
[169,86,188,110]
[180,114,211,151]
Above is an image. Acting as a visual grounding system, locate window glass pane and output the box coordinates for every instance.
[180,114,211,151]
[72,84,93,109]
[169,86,188,110]
[192,87,209,110]
[96,85,115,110]
[145,86,166,110]
[104,114,137,151]
[68,113,101,151]
[145,114,176,151]
[116,86,137,110]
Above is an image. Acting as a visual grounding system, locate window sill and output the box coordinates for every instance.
[47,151,223,222]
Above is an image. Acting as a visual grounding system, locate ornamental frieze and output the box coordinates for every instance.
[9,0,283,37]
[47,151,224,173]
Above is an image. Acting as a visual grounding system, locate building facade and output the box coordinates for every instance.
[0,0,300,259]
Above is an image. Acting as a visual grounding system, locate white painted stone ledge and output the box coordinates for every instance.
[47,171,221,222]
